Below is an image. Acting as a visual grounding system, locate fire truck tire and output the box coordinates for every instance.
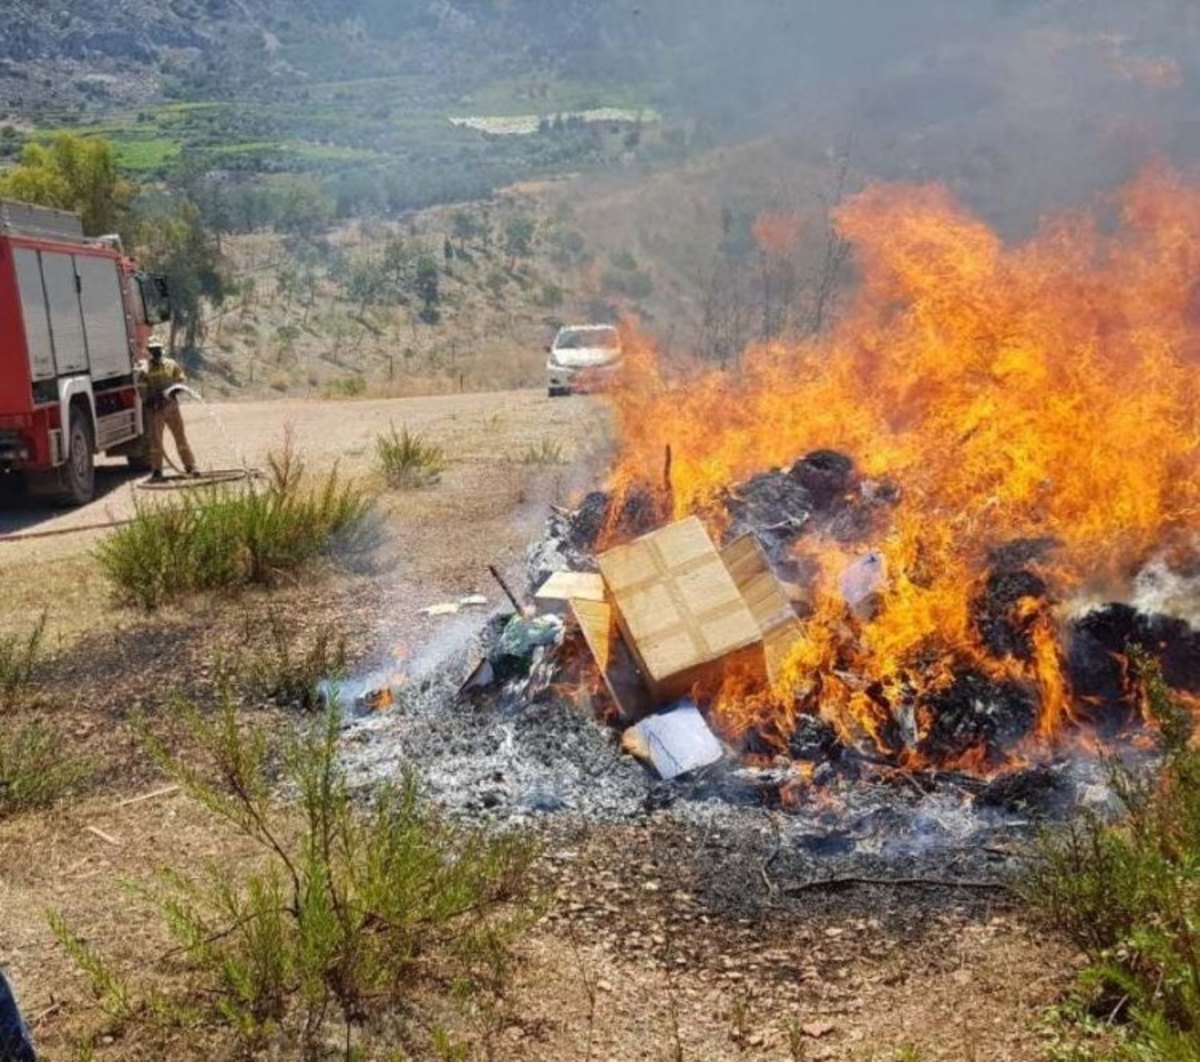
[57,409,95,507]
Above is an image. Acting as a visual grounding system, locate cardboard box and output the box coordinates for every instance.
[534,570,606,616]
[570,598,653,720]
[720,534,802,683]
[597,516,767,702]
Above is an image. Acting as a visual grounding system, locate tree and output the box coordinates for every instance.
[450,209,483,251]
[0,134,135,236]
[413,256,440,324]
[137,201,227,352]
[347,259,386,317]
[503,216,536,268]
[274,176,333,238]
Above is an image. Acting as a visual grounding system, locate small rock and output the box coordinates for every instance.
[803,1020,836,1039]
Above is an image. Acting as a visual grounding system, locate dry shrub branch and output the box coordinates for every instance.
[50,695,538,1057]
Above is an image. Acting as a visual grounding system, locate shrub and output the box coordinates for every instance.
[97,442,372,610]
[240,612,347,711]
[519,439,566,465]
[536,283,564,308]
[0,613,44,713]
[1024,652,1200,1059]
[375,422,444,489]
[601,265,654,300]
[52,698,537,1055]
[324,376,367,398]
[0,616,88,816]
[0,718,88,817]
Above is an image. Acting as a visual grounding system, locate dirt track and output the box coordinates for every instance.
[0,389,603,545]
[0,389,607,639]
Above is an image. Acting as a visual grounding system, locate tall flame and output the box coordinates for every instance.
[606,167,1200,760]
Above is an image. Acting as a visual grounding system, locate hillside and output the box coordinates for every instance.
[4,0,1200,398]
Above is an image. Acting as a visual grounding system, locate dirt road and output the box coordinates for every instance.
[0,389,607,639]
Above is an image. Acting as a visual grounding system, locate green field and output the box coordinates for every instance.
[27,72,658,211]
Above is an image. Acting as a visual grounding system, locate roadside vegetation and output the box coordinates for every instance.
[0,615,88,816]
[238,612,348,712]
[1025,653,1200,1059]
[97,443,372,610]
[50,697,538,1057]
[519,438,567,466]
[375,423,445,490]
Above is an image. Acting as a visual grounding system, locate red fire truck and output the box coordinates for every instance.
[0,198,172,505]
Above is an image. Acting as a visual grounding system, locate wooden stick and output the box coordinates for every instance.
[116,784,180,808]
[84,825,120,846]
[783,876,1008,894]
[663,444,673,495]
[488,564,523,614]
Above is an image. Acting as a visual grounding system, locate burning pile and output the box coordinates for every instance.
[532,167,1200,781]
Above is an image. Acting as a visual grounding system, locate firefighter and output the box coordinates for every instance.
[0,970,35,1061]
[138,337,198,482]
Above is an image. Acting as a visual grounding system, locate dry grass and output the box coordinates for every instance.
[0,552,111,647]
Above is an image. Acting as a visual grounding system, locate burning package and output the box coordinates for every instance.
[620,700,725,779]
[541,516,800,727]
[596,516,797,703]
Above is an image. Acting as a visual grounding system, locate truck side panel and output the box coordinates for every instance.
[41,251,89,375]
[11,246,54,384]
[77,255,133,381]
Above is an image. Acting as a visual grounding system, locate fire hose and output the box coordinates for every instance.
[0,390,262,542]
[134,384,262,491]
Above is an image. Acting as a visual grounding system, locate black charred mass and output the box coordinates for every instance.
[567,490,610,552]
[973,568,1049,661]
[788,714,843,762]
[790,449,857,499]
[916,672,1038,764]
[1067,604,1200,733]
[975,764,1066,815]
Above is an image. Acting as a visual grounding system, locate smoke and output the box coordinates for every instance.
[636,0,1200,233]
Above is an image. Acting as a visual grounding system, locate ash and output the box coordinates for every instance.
[338,450,1194,878]
[337,606,1134,878]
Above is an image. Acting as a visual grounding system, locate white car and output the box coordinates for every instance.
[546,324,623,397]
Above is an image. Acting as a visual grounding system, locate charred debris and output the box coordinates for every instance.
[363,449,1198,816]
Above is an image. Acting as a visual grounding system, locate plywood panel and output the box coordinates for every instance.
[571,598,652,720]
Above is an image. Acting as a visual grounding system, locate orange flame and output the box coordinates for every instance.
[607,167,1200,762]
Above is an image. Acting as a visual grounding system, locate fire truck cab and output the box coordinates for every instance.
[0,198,171,505]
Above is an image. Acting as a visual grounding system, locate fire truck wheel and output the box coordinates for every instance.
[58,409,95,506]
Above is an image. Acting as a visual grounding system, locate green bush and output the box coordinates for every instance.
[0,613,44,713]
[324,375,367,398]
[1024,652,1200,1059]
[519,439,566,465]
[240,612,348,711]
[0,615,87,817]
[375,422,445,489]
[97,443,372,610]
[536,283,564,308]
[0,718,88,818]
[52,698,537,1055]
